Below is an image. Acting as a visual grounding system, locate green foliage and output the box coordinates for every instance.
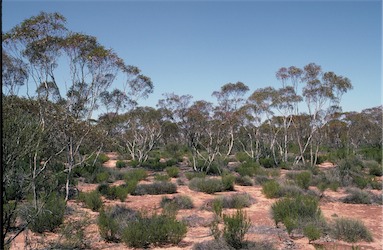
[259,157,275,168]
[193,239,276,250]
[342,188,372,204]
[295,171,312,189]
[353,176,369,189]
[262,179,281,198]
[221,174,235,191]
[222,209,251,249]
[185,171,206,180]
[133,181,177,195]
[331,218,373,243]
[96,172,110,183]
[154,173,171,182]
[166,166,180,178]
[28,194,66,233]
[160,195,194,210]
[235,152,252,163]
[116,160,127,169]
[188,177,234,194]
[78,191,103,211]
[235,175,253,186]
[124,168,147,182]
[212,193,253,209]
[368,161,383,176]
[98,205,139,242]
[303,223,321,243]
[235,161,260,177]
[122,212,187,248]
[271,195,322,230]
[359,146,382,163]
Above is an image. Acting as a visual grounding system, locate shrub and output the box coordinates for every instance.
[235,175,253,186]
[295,171,312,190]
[368,162,383,176]
[166,166,180,178]
[221,174,235,191]
[254,175,271,185]
[259,157,274,168]
[98,205,139,242]
[222,209,251,249]
[212,193,253,209]
[116,160,127,169]
[79,191,103,211]
[331,218,373,243]
[262,180,281,198]
[343,188,372,204]
[124,168,147,182]
[353,176,369,189]
[29,194,66,233]
[188,177,224,194]
[193,239,276,250]
[236,161,260,177]
[161,195,194,210]
[303,223,321,243]
[235,152,252,162]
[279,184,304,198]
[96,172,110,183]
[154,173,171,182]
[271,195,322,228]
[185,171,206,180]
[122,212,187,248]
[133,181,177,195]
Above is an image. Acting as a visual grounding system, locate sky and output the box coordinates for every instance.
[2,0,382,114]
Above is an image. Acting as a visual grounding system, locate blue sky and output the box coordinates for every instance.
[3,0,382,113]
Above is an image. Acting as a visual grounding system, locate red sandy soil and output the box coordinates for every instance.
[9,154,383,250]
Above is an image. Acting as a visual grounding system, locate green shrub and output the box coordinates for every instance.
[166,166,180,178]
[133,181,177,195]
[343,188,372,204]
[185,172,206,180]
[188,177,224,194]
[193,239,275,250]
[279,184,304,198]
[221,174,235,191]
[368,162,383,176]
[303,223,321,243]
[124,168,147,182]
[29,194,66,233]
[235,152,252,162]
[262,180,281,198]
[161,195,194,210]
[259,157,274,168]
[98,205,139,242]
[129,159,139,167]
[235,161,260,177]
[154,173,171,182]
[116,160,127,169]
[235,175,253,186]
[370,180,382,190]
[222,209,251,249]
[212,193,253,210]
[331,217,373,243]
[254,175,271,185]
[271,195,322,229]
[96,172,110,183]
[353,176,369,189]
[295,171,312,189]
[122,212,187,248]
[79,191,103,211]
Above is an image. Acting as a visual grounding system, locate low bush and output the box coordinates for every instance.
[161,195,194,210]
[271,194,322,231]
[28,194,66,233]
[342,188,372,204]
[254,175,271,185]
[259,157,274,168]
[97,184,129,201]
[154,173,171,182]
[122,212,187,248]
[78,191,103,211]
[235,152,253,163]
[235,175,253,186]
[133,181,177,195]
[124,168,147,182]
[222,209,251,249]
[235,161,260,177]
[116,160,127,169]
[303,223,321,243]
[211,193,253,210]
[295,171,312,190]
[353,176,370,189]
[368,162,383,176]
[98,205,139,242]
[166,166,180,178]
[188,177,232,194]
[331,217,373,243]
[96,172,110,183]
[185,172,206,180]
[262,180,281,198]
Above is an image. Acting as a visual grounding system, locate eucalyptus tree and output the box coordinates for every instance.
[212,81,249,156]
[297,63,352,166]
[114,107,163,165]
